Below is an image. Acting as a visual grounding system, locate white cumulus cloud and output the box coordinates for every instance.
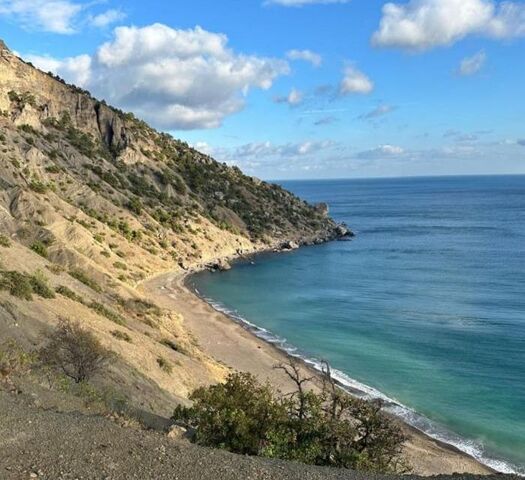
[458,50,487,76]
[372,0,525,51]
[88,9,126,28]
[0,0,82,33]
[26,53,92,85]
[340,66,374,95]
[0,0,125,33]
[26,23,290,130]
[286,49,322,67]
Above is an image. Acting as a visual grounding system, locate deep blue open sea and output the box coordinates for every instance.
[191,176,525,473]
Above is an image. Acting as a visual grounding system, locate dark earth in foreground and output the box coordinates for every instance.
[0,388,519,480]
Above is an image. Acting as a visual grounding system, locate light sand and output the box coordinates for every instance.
[143,271,492,477]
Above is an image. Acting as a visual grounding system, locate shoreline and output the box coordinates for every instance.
[142,255,495,477]
[183,262,521,476]
[184,272,510,475]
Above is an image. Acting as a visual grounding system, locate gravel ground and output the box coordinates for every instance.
[0,389,517,480]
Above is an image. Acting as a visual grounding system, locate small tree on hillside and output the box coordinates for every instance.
[39,319,111,383]
[173,357,410,474]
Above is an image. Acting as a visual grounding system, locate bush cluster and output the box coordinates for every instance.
[30,241,49,258]
[89,301,126,325]
[0,234,11,247]
[0,340,36,378]
[111,330,132,343]
[0,270,55,300]
[173,361,409,474]
[69,269,102,293]
[56,285,85,303]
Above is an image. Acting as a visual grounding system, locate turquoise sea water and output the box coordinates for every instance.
[191,176,525,473]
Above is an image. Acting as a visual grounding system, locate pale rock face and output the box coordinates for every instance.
[0,43,130,153]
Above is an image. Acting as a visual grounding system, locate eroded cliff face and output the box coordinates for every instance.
[0,44,132,159]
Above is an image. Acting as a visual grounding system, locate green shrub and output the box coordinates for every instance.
[17,124,39,135]
[173,361,409,474]
[30,241,48,258]
[157,356,173,374]
[29,271,55,299]
[29,180,48,194]
[0,234,11,247]
[56,285,84,304]
[127,197,143,215]
[0,270,57,300]
[0,340,35,377]
[111,330,132,343]
[173,372,286,456]
[160,338,188,356]
[113,261,127,270]
[8,91,36,107]
[45,165,61,174]
[47,149,61,160]
[69,269,102,293]
[89,301,126,325]
[126,298,161,317]
[93,233,104,243]
[0,271,33,300]
[65,126,97,158]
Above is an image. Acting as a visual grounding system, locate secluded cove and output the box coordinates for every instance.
[191,175,525,474]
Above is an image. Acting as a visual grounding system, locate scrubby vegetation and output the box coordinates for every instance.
[157,356,173,374]
[69,269,102,293]
[0,234,11,247]
[111,330,132,343]
[39,319,111,384]
[173,360,408,474]
[56,285,84,304]
[89,301,126,325]
[0,340,35,379]
[30,240,49,258]
[0,270,55,300]
[28,270,55,299]
[160,338,188,356]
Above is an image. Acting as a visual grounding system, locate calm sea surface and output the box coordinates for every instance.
[191,176,525,473]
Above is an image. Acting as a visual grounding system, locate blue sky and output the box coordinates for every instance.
[1,0,524,179]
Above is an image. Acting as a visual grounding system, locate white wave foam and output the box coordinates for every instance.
[197,292,523,476]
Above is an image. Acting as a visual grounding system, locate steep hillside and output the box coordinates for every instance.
[0,39,349,414]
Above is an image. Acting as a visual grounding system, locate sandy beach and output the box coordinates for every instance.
[142,269,493,477]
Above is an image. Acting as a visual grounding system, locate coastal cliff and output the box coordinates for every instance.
[0,38,348,412]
